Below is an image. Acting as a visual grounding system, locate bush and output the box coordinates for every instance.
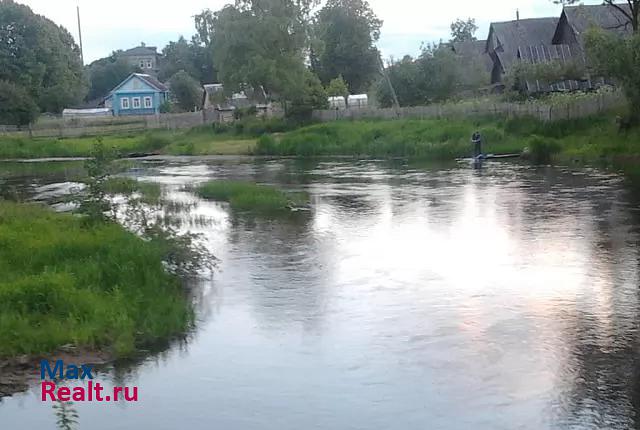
[527,136,561,164]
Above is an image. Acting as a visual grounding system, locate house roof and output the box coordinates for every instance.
[109,73,169,95]
[121,45,158,57]
[552,3,633,43]
[451,40,494,74]
[487,17,559,71]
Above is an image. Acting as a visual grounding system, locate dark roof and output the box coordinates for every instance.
[121,45,158,57]
[553,3,633,43]
[487,17,559,71]
[451,40,493,73]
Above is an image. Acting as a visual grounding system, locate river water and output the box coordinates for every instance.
[1,157,640,430]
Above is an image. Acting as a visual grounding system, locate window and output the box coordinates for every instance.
[121,97,130,109]
[139,60,145,69]
[132,97,141,109]
[144,96,152,108]
[146,60,153,69]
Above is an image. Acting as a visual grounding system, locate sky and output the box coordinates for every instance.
[16,0,601,64]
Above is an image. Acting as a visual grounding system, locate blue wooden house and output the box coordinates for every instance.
[105,73,169,116]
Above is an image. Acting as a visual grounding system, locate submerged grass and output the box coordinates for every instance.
[0,201,192,358]
[104,177,162,204]
[195,180,308,213]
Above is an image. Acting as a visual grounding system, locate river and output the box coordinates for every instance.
[1,157,639,429]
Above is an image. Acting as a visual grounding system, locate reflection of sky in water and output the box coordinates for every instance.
[1,158,639,430]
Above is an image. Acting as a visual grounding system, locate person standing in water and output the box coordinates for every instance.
[471,131,482,158]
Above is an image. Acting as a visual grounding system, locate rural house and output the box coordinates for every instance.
[105,73,169,116]
[119,43,161,77]
[449,40,494,89]
[552,3,633,55]
[486,17,560,85]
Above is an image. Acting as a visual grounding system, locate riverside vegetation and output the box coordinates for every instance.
[1,115,640,168]
[195,180,309,214]
[0,142,214,360]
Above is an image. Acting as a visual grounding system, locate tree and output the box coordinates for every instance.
[168,70,203,112]
[87,55,138,101]
[450,18,478,42]
[586,29,640,123]
[208,1,310,101]
[0,0,87,113]
[326,75,349,98]
[313,0,382,94]
[0,80,39,125]
[287,69,329,119]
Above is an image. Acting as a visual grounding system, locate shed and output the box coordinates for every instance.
[348,94,368,109]
[328,96,347,110]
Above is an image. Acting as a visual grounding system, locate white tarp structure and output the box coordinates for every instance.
[62,108,112,118]
[348,94,368,109]
[328,96,347,110]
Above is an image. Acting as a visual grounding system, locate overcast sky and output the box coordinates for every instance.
[17,0,602,64]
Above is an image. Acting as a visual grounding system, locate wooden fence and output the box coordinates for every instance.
[311,91,626,123]
[0,110,215,139]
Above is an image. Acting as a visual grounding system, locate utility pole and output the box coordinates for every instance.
[378,54,401,113]
[77,5,84,65]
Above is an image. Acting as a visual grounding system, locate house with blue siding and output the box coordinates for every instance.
[105,73,169,116]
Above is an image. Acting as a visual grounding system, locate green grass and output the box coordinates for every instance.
[253,116,640,165]
[103,177,162,204]
[0,201,192,358]
[195,180,308,213]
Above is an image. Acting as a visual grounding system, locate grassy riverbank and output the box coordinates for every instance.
[195,180,309,213]
[0,201,192,358]
[2,115,640,165]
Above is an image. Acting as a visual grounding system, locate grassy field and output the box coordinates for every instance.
[195,180,309,213]
[0,201,192,358]
[2,115,640,166]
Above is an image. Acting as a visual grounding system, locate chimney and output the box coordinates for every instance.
[516,9,520,21]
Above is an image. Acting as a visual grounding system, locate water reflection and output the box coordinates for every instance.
[1,158,640,429]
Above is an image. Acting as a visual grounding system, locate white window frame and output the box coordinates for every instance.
[143,96,153,108]
[132,97,141,109]
[146,60,153,69]
[121,97,130,109]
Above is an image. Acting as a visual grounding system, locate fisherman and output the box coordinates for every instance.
[471,131,482,158]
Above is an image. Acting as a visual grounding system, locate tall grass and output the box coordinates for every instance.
[104,177,162,204]
[195,180,308,213]
[0,201,192,357]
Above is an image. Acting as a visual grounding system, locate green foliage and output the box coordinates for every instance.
[287,70,329,120]
[87,56,138,101]
[326,75,350,98]
[585,29,640,123]
[377,46,462,107]
[103,177,162,204]
[526,135,562,164]
[0,0,87,113]
[159,36,215,83]
[53,401,78,430]
[168,70,203,112]
[195,180,309,213]
[0,201,192,357]
[312,0,382,93]
[504,60,586,95]
[77,140,119,223]
[450,18,478,43]
[0,80,39,126]
[209,1,309,102]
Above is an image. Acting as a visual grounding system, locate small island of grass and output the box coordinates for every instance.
[195,180,309,213]
[0,201,192,358]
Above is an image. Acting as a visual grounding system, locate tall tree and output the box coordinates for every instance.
[168,70,203,112]
[0,80,39,125]
[159,36,215,83]
[0,0,87,114]
[450,18,478,42]
[208,0,310,101]
[87,54,138,100]
[313,0,382,94]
